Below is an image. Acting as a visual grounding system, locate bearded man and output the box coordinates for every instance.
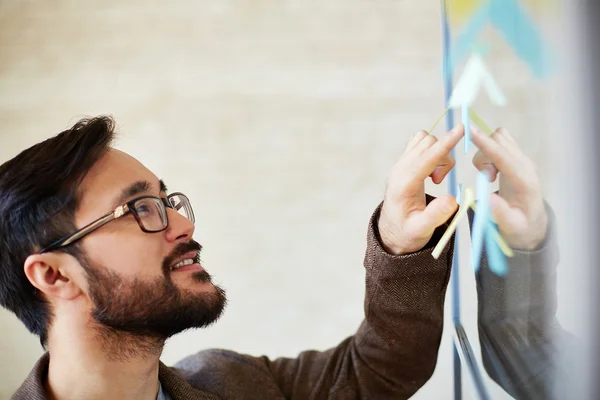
[1,116,553,399]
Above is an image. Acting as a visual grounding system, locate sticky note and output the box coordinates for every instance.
[463,106,471,153]
[449,54,487,107]
[450,3,492,78]
[469,109,494,136]
[447,0,485,25]
[429,106,451,134]
[448,54,506,109]
[433,188,475,259]
[488,222,514,258]
[470,203,514,258]
[450,0,554,79]
[480,63,507,106]
[447,0,556,27]
[486,222,508,275]
[489,0,554,78]
[471,172,490,271]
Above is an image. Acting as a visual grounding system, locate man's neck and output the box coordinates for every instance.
[46,328,164,400]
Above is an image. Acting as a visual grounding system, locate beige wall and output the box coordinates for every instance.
[0,1,572,399]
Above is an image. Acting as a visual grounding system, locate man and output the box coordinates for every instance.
[0,116,551,399]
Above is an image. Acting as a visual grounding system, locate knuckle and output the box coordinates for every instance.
[406,131,428,150]
[447,156,456,168]
[411,130,428,141]
[423,134,437,146]
[497,127,511,136]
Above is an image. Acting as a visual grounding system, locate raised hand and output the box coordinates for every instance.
[378,126,464,255]
[471,128,548,250]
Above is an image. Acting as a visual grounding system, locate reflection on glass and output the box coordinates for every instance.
[473,201,575,399]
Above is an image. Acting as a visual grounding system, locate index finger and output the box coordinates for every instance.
[470,129,517,178]
[418,125,464,172]
[431,124,464,154]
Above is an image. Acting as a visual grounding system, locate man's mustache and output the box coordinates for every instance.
[162,240,202,275]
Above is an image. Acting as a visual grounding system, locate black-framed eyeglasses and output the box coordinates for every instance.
[39,192,195,254]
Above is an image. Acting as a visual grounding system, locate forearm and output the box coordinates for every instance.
[475,201,559,327]
[350,200,455,395]
[473,203,571,399]
[265,199,455,399]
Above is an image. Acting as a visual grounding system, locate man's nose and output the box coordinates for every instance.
[164,208,195,242]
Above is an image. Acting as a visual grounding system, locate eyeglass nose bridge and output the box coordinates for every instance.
[160,197,173,210]
[162,193,195,226]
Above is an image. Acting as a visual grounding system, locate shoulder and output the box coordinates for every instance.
[168,349,284,398]
[174,349,268,372]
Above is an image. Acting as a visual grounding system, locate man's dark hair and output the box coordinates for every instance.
[0,116,116,345]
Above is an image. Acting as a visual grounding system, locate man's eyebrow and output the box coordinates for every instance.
[114,180,153,206]
[159,179,167,193]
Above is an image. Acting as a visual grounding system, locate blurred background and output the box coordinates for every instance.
[0,1,593,398]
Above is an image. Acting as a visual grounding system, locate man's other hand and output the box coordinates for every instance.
[471,128,548,250]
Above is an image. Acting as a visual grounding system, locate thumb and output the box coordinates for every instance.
[418,195,458,230]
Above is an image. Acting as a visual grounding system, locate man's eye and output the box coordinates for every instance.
[136,204,151,214]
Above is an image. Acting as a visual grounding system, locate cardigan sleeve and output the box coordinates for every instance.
[471,202,578,399]
[260,195,455,399]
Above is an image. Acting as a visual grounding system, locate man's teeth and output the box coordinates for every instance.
[171,259,194,270]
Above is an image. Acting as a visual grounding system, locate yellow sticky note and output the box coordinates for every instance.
[490,226,515,257]
[447,0,485,25]
[469,109,494,135]
[429,106,451,134]
[446,0,557,27]
[433,188,475,259]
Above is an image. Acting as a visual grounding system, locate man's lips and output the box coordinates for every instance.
[172,262,204,273]
[170,250,201,271]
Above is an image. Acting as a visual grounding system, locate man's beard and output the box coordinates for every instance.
[81,241,227,358]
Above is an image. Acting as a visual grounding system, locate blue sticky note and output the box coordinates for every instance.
[462,106,471,153]
[450,2,491,78]
[449,0,554,79]
[485,222,508,275]
[472,42,493,58]
[489,0,554,78]
[471,171,490,271]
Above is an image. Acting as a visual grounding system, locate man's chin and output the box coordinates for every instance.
[190,270,213,284]
[178,283,228,331]
[86,260,227,345]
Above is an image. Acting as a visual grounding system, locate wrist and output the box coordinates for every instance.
[378,207,410,256]
[509,207,549,251]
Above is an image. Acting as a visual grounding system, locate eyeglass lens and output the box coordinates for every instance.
[133,197,168,232]
[169,194,195,224]
[133,194,194,232]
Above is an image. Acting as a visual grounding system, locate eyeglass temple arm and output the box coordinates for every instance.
[40,205,128,253]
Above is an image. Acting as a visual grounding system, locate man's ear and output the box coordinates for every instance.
[24,253,83,301]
